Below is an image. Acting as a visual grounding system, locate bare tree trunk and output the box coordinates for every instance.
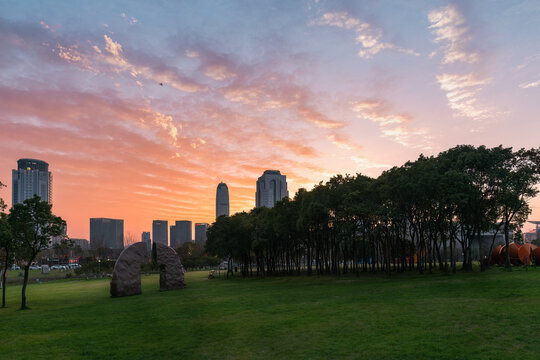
[2,265,7,308]
[478,228,484,272]
[21,265,30,310]
[504,222,512,271]
[2,250,8,308]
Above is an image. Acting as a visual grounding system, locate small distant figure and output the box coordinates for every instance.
[159,82,163,86]
[208,270,215,279]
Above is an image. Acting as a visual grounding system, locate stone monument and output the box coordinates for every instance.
[153,242,186,291]
[110,242,149,297]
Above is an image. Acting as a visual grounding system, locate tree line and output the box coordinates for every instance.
[206,145,540,278]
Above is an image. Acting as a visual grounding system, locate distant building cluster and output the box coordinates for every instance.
[9,159,293,256]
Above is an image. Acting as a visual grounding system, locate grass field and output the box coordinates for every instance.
[1,268,539,359]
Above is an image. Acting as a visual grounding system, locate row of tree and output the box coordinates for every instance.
[206,145,540,278]
[0,188,65,309]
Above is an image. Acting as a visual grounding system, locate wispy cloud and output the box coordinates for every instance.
[120,12,138,25]
[49,33,207,93]
[204,64,236,81]
[314,12,418,59]
[98,35,206,92]
[428,4,495,122]
[519,80,540,89]
[270,139,318,157]
[352,100,432,149]
[436,72,492,120]
[350,156,391,170]
[327,133,362,151]
[222,76,343,129]
[516,53,540,89]
[428,4,479,64]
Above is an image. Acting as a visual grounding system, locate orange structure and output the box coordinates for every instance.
[489,245,504,265]
[495,243,522,265]
[518,243,538,265]
[490,242,540,265]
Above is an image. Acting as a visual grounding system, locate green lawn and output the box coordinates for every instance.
[4,269,74,284]
[1,268,539,359]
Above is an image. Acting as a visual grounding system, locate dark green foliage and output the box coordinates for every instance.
[8,195,65,309]
[206,145,540,277]
[74,260,116,276]
[176,241,220,269]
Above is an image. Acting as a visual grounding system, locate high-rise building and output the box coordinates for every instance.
[90,218,124,250]
[170,221,192,249]
[255,170,288,208]
[216,182,230,219]
[195,223,209,247]
[12,158,52,205]
[152,220,168,246]
[141,232,151,252]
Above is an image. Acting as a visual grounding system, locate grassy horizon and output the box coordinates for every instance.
[1,268,539,359]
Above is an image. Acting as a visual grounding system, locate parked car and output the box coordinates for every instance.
[69,264,80,269]
[10,264,20,271]
[29,265,41,270]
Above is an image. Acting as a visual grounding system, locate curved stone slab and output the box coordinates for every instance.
[110,242,149,297]
[154,242,186,291]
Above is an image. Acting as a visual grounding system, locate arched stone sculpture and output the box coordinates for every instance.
[153,242,186,291]
[110,242,149,297]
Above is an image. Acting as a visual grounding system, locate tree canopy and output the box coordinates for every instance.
[206,145,540,277]
[9,195,65,309]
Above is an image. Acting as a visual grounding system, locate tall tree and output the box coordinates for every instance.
[1,181,16,307]
[495,148,540,270]
[9,195,65,309]
[0,213,14,308]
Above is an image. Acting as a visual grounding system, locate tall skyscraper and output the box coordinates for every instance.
[12,158,52,205]
[195,223,209,247]
[216,182,230,218]
[90,218,124,250]
[170,221,192,249]
[255,170,288,208]
[141,232,151,252]
[152,220,168,246]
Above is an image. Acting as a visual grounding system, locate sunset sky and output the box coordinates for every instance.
[1,1,539,239]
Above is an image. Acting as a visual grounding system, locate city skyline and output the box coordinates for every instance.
[1,1,539,238]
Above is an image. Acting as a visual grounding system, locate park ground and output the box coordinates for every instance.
[1,267,539,359]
